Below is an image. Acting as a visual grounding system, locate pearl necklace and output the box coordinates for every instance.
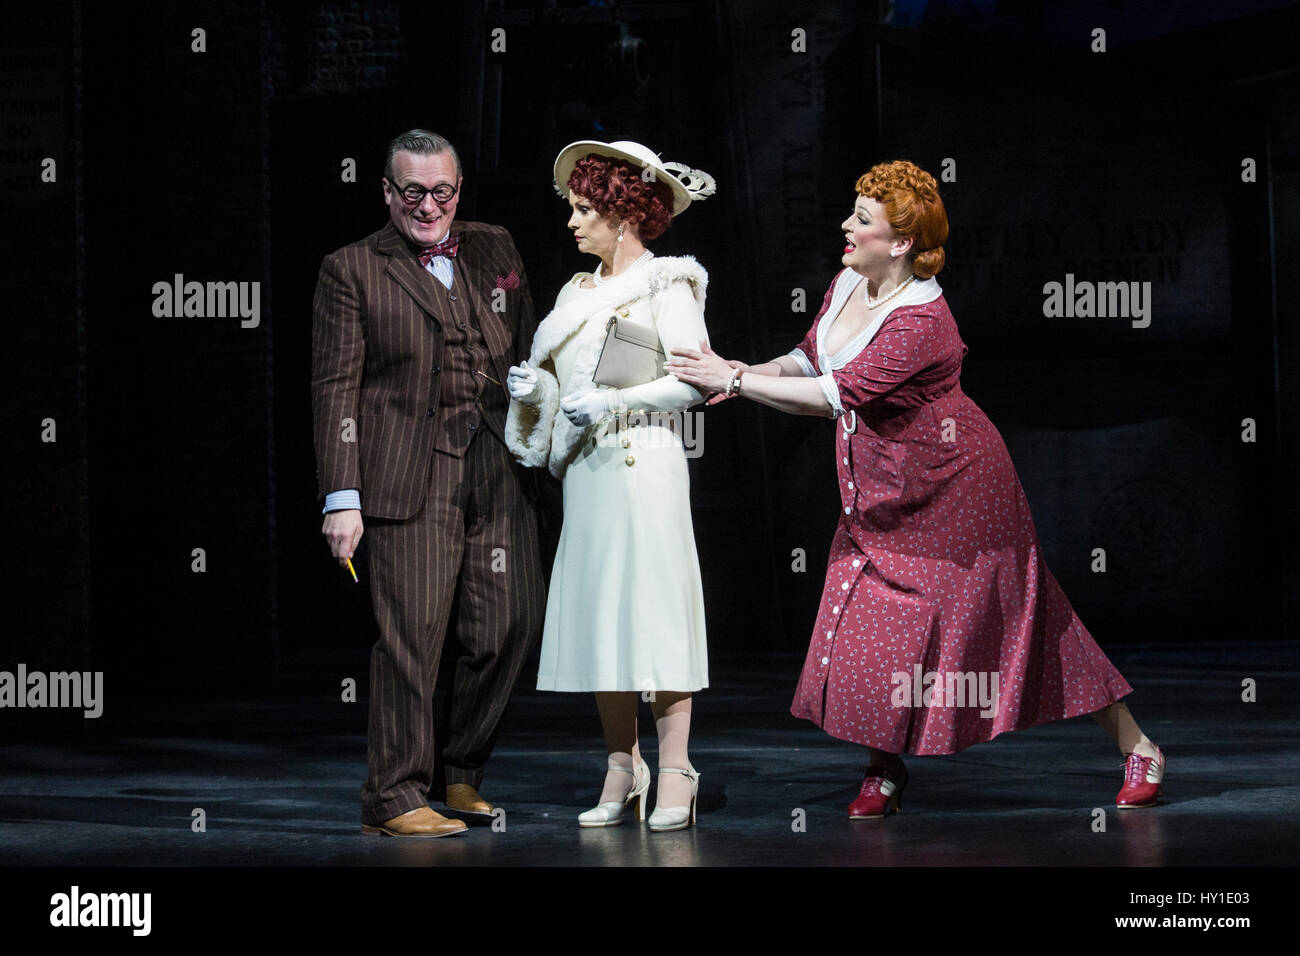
[592,249,653,286]
[863,273,916,310]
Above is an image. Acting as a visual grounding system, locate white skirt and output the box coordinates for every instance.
[536,422,708,693]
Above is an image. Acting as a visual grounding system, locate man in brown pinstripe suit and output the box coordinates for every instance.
[312,129,545,838]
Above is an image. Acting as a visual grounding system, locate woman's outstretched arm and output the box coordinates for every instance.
[666,344,833,418]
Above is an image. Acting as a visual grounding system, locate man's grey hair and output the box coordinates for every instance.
[384,129,462,183]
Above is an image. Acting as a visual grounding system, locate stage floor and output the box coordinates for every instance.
[2,642,1296,867]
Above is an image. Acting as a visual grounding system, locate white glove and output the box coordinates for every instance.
[559,388,613,427]
[617,373,703,412]
[507,361,541,405]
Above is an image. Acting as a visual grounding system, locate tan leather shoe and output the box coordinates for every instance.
[444,783,495,825]
[361,806,467,838]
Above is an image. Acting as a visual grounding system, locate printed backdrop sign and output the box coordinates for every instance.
[888,80,1232,341]
[0,43,64,204]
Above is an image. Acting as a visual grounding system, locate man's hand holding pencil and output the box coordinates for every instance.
[323,508,364,582]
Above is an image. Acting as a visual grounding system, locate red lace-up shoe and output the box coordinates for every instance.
[1116,745,1165,809]
[848,764,907,819]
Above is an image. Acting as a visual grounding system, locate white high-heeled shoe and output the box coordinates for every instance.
[577,755,650,828]
[647,764,700,832]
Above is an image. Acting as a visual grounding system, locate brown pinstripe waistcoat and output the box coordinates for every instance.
[311,220,537,520]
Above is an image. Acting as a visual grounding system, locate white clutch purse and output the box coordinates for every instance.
[592,315,665,388]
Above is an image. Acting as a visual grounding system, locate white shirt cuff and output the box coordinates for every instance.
[787,347,816,377]
[323,489,361,514]
[816,372,843,418]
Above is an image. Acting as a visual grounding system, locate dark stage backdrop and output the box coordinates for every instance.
[2,0,1296,700]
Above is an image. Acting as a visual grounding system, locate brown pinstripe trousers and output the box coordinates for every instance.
[360,429,544,825]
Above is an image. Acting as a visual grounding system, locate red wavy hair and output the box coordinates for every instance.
[854,160,948,278]
[567,154,675,241]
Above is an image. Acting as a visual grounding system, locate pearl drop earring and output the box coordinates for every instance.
[617,223,625,242]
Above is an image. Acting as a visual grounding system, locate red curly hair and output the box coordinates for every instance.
[567,154,675,241]
[854,160,948,278]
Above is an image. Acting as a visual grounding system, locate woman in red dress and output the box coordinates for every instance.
[666,160,1165,818]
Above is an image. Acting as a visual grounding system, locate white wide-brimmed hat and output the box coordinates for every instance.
[552,139,716,216]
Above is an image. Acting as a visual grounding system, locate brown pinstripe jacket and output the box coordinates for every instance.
[311,220,537,520]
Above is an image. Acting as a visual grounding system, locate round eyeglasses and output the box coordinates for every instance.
[393,180,459,205]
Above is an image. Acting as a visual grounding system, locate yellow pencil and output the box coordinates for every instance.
[346,557,358,583]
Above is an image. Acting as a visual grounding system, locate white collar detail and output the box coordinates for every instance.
[817,270,942,370]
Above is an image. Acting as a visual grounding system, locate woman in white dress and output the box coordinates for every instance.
[504,140,715,831]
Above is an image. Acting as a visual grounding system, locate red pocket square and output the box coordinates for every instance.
[495,271,520,291]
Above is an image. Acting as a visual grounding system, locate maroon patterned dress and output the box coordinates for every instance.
[788,270,1132,755]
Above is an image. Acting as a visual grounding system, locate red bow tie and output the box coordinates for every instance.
[418,234,460,266]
